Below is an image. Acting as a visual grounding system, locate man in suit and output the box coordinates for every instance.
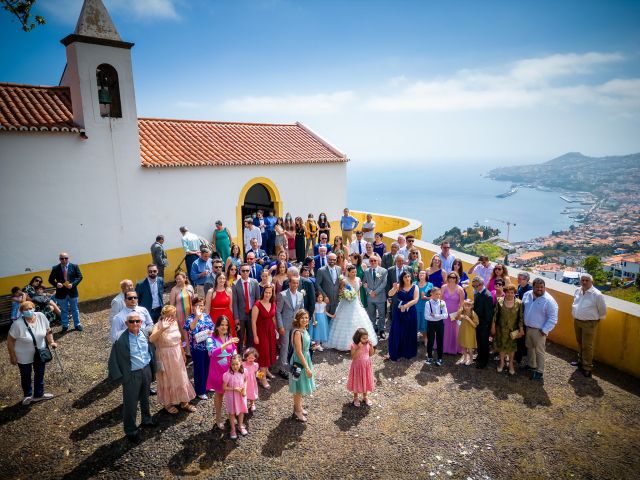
[246,252,264,280]
[382,242,400,270]
[364,255,388,338]
[48,252,84,332]
[135,264,164,323]
[232,263,261,351]
[276,275,304,379]
[111,291,154,344]
[386,254,410,313]
[150,235,168,278]
[108,311,156,443]
[313,233,332,256]
[283,267,315,318]
[315,253,341,315]
[472,276,494,369]
[245,237,268,265]
[313,245,330,276]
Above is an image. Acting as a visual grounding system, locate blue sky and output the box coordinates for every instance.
[1,0,639,161]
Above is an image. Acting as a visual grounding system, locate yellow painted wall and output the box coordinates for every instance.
[0,247,186,302]
[352,211,640,378]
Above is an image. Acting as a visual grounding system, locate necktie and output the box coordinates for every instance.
[252,266,256,277]
[321,257,325,267]
[358,242,362,254]
[63,265,68,281]
[244,281,250,313]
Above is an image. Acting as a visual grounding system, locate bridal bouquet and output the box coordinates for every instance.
[339,288,358,302]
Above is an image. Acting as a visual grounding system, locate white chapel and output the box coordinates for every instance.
[0,0,348,299]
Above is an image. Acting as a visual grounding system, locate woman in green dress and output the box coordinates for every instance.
[289,309,316,422]
[491,285,524,375]
[212,220,232,264]
[350,253,368,308]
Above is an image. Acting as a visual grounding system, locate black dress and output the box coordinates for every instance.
[295,226,306,262]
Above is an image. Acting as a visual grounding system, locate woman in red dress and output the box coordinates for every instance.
[251,283,277,388]
[205,273,236,337]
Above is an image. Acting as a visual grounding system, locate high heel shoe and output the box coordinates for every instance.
[292,411,307,422]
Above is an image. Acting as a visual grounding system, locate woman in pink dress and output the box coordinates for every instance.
[242,347,260,412]
[223,354,248,439]
[169,272,194,355]
[149,305,197,414]
[205,273,236,337]
[206,315,239,429]
[442,272,465,355]
[347,328,375,407]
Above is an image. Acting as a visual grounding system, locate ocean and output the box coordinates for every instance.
[347,159,574,243]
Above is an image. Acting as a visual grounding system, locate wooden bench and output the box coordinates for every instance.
[0,287,57,327]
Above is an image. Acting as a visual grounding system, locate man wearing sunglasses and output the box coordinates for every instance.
[108,312,156,443]
[136,264,164,323]
[48,252,83,332]
[110,292,153,343]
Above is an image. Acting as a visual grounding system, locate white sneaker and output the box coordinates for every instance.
[198,394,208,400]
[316,345,324,352]
[22,396,32,406]
[31,393,54,402]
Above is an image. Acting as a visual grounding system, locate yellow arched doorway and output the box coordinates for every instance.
[236,177,283,253]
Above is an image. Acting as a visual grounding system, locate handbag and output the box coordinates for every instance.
[23,317,52,363]
[288,329,305,377]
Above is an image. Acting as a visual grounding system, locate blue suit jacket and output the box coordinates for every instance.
[248,263,263,280]
[313,255,330,275]
[49,263,83,298]
[313,243,333,256]
[135,277,164,312]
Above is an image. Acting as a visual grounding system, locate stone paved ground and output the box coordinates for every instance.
[1,299,639,479]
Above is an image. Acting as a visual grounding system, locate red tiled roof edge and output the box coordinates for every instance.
[0,82,84,133]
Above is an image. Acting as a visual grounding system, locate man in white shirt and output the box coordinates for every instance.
[362,214,376,243]
[469,256,493,285]
[397,235,409,260]
[350,231,368,256]
[110,292,154,344]
[180,226,201,279]
[243,218,262,254]
[571,273,607,377]
[438,241,456,273]
[110,279,134,328]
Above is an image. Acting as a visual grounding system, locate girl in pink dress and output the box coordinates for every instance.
[442,273,465,355]
[223,354,248,439]
[206,315,239,430]
[242,347,260,412]
[347,328,375,407]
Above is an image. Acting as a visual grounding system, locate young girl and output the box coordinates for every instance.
[242,348,260,412]
[457,299,479,365]
[222,354,248,439]
[310,292,331,350]
[347,328,375,407]
[10,287,26,323]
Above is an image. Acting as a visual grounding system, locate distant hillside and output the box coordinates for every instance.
[488,152,640,192]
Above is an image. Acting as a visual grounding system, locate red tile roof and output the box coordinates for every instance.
[0,82,83,133]
[138,118,347,168]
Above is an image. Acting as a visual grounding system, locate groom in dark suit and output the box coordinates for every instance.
[135,264,164,323]
[472,276,494,369]
[364,255,388,338]
[48,252,83,332]
[232,263,261,351]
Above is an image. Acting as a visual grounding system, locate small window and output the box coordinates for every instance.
[96,63,122,118]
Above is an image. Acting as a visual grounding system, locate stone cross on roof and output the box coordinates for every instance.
[74,0,121,41]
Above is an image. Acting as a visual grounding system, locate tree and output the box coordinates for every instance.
[583,255,608,285]
[2,0,45,31]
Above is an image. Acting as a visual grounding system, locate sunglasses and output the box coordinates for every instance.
[241,269,250,273]
[128,319,141,324]
[407,239,414,243]
[59,257,69,260]
[495,282,505,287]
[126,296,138,300]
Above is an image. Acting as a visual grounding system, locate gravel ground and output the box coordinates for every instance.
[0,298,639,480]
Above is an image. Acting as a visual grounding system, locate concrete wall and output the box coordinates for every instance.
[351,210,640,378]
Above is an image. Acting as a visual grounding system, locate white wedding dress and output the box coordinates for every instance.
[325,278,379,351]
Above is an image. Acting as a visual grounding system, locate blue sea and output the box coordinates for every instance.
[347,159,574,243]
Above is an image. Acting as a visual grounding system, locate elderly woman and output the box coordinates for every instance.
[212,220,233,264]
[8,301,57,405]
[150,305,197,414]
[491,285,524,375]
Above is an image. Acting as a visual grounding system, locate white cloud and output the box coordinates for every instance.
[222,91,356,115]
[364,52,639,112]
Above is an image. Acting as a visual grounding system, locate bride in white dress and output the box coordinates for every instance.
[325,265,379,351]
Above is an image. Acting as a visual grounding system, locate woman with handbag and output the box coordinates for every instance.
[289,309,316,422]
[7,301,57,406]
[491,285,524,375]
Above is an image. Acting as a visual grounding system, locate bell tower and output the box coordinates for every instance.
[59,0,137,132]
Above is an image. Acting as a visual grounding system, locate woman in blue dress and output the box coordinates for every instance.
[414,270,433,345]
[386,271,419,361]
[289,310,316,422]
[427,255,447,289]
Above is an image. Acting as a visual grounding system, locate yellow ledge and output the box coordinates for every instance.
[351,210,640,378]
